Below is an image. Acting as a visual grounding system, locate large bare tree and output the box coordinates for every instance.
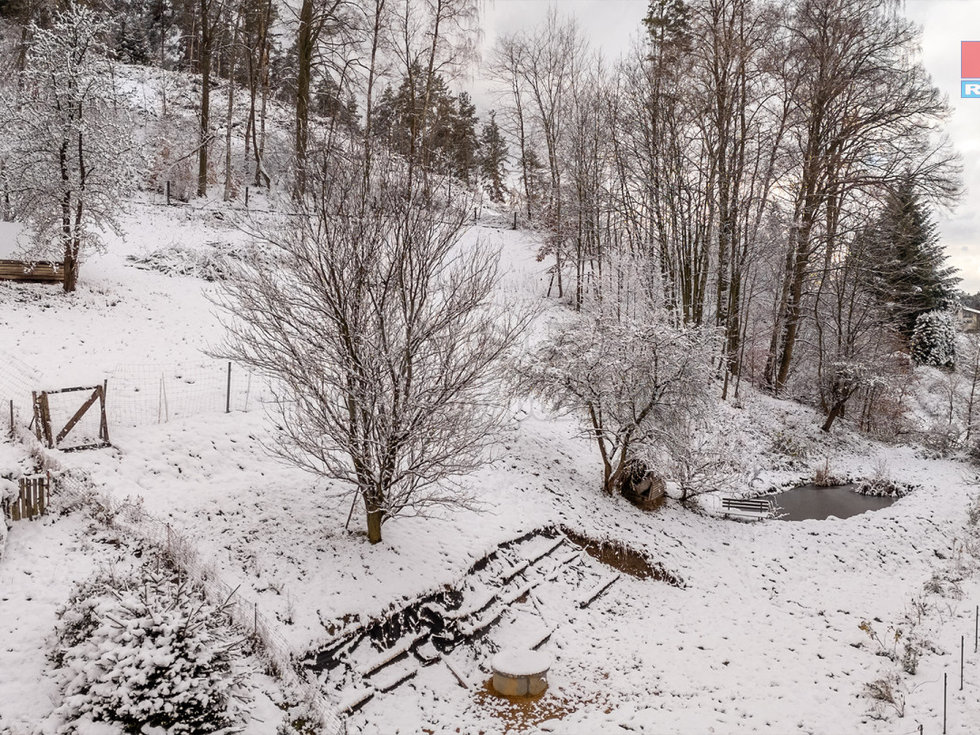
[216,155,527,544]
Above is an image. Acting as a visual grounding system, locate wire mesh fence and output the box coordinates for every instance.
[0,350,273,436]
[105,361,269,427]
[0,349,41,432]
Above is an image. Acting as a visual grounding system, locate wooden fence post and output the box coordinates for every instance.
[8,398,12,438]
[166,180,171,206]
[226,362,231,413]
[100,380,110,446]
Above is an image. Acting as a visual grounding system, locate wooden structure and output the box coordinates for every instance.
[0,259,64,284]
[721,496,775,519]
[32,383,110,451]
[3,474,50,521]
[959,305,980,333]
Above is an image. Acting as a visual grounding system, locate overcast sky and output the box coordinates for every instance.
[465,0,980,291]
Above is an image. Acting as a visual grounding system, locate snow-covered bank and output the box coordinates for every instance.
[2,201,980,734]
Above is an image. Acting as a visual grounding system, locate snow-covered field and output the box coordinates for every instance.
[3,198,980,734]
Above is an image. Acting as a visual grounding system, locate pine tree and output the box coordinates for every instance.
[450,91,479,183]
[643,0,691,56]
[479,111,508,203]
[867,176,960,340]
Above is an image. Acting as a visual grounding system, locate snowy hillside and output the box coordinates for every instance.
[2,0,980,732]
[2,194,980,734]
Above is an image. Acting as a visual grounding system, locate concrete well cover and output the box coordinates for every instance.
[492,648,551,677]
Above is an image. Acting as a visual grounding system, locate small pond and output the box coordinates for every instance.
[773,483,897,521]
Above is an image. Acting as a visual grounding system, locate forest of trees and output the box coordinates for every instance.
[0,0,966,536]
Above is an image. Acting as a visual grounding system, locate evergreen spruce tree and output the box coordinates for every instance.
[479,111,508,203]
[868,176,960,340]
[450,91,479,183]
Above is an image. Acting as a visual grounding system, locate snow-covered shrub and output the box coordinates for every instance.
[522,303,717,496]
[919,419,961,457]
[812,458,844,487]
[667,430,744,503]
[912,310,955,368]
[966,493,980,530]
[52,566,252,733]
[771,431,810,460]
[865,673,905,718]
[277,698,333,735]
[859,456,899,496]
[126,242,248,282]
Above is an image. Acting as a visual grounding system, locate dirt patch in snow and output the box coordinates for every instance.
[562,527,683,585]
[467,678,578,734]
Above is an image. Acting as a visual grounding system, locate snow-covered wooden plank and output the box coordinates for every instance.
[445,587,498,620]
[355,632,424,677]
[543,550,584,581]
[414,640,441,665]
[443,655,471,689]
[500,580,536,606]
[577,573,620,608]
[370,658,419,693]
[337,686,374,713]
[525,535,567,564]
[458,606,507,637]
[500,558,530,583]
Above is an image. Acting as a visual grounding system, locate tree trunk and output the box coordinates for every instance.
[364,490,383,544]
[63,246,77,292]
[294,0,313,197]
[197,0,212,198]
[821,400,845,433]
[223,8,242,201]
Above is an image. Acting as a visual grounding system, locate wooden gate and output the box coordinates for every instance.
[3,474,50,520]
[32,383,110,450]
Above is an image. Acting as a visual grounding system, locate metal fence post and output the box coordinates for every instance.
[226,362,231,413]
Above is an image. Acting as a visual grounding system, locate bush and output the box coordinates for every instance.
[126,242,248,282]
[912,310,955,368]
[52,566,251,734]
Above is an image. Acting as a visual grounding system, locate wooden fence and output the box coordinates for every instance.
[3,474,51,521]
[0,259,64,284]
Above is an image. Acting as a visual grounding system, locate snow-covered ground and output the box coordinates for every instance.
[3,197,980,734]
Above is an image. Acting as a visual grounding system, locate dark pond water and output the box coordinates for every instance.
[773,484,898,521]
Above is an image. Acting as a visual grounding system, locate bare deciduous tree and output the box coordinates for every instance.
[216,156,527,544]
